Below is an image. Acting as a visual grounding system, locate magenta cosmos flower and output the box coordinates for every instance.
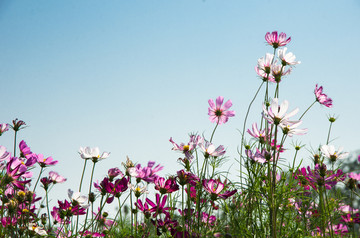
[265,31,291,49]
[208,96,235,125]
[36,154,58,168]
[314,84,333,108]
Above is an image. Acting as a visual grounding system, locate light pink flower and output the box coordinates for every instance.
[199,141,226,157]
[0,123,9,136]
[208,96,235,125]
[279,120,307,137]
[265,31,291,48]
[314,84,333,108]
[202,179,237,200]
[49,171,67,184]
[271,64,292,83]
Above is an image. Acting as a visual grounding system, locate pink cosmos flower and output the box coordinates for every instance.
[202,179,237,200]
[246,149,267,164]
[134,161,163,183]
[49,171,67,184]
[208,96,235,125]
[169,134,202,160]
[2,157,32,190]
[0,146,11,163]
[314,84,333,108]
[306,164,345,190]
[108,167,123,180]
[247,123,269,143]
[199,141,226,158]
[265,31,291,48]
[0,123,9,136]
[36,154,58,168]
[146,193,172,217]
[154,177,179,194]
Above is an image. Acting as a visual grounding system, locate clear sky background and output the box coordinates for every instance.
[1,0,360,205]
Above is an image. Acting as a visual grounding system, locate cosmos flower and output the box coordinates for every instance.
[202,179,237,200]
[169,134,202,160]
[208,96,235,125]
[199,141,226,158]
[154,177,179,194]
[279,120,307,137]
[255,53,275,82]
[0,123,9,136]
[262,98,299,126]
[79,147,110,162]
[278,47,300,66]
[320,145,349,163]
[314,84,333,108]
[36,154,58,168]
[68,189,89,209]
[265,31,291,48]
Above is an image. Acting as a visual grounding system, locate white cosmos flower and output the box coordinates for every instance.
[321,145,349,163]
[28,223,47,236]
[68,189,90,209]
[79,146,110,162]
[278,47,301,66]
[280,120,307,137]
[263,98,299,125]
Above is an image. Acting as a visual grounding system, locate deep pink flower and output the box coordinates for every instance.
[154,177,179,194]
[202,179,237,200]
[306,164,345,190]
[136,199,152,218]
[314,84,333,108]
[146,193,172,217]
[57,199,87,217]
[0,123,9,136]
[1,157,32,190]
[265,31,291,48]
[208,96,235,125]
[176,170,199,186]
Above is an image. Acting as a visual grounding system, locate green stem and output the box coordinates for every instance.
[79,159,88,192]
[326,122,333,145]
[33,167,44,193]
[299,100,317,120]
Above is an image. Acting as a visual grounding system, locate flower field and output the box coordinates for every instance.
[1,31,358,237]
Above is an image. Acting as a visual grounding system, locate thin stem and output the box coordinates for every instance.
[79,159,88,192]
[83,161,97,231]
[299,100,317,120]
[13,131,17,156]
[326,122,333,145]
[33,167,44,193]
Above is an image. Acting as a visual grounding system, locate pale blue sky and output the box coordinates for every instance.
[1,0,360,202]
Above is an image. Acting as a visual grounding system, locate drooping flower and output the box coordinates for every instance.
[262,98,299,126]
[246,148,268,164]
[314,84,333,108]
[320,145,349,163]
[208,96,235,125]
[0,146,11,163]
[0,123,9,136]
[79,146,110,163]
[108,167,123,181]
[265,31,291,49]
[278,47,300,66]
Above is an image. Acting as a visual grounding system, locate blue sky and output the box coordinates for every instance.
[1,0,360,203]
